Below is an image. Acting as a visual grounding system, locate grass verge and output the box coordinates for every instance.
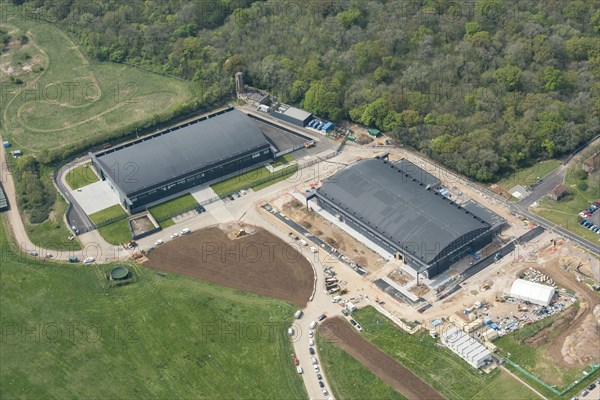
[148,194,198,222]
[0,219,307,399]
[25,197,81,250]
[89,204,127,226]
[65,163,99,190]
[211,165,299,197]
[97,219,131,245]
[497,160,561,190]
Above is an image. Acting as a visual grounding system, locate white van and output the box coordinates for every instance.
[181,227,190,235]
[294,310,303,319]
[309,321,317,329]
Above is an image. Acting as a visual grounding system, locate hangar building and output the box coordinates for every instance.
[315,157,503,278]
[90,108,274,213]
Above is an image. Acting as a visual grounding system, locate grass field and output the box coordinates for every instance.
[0,19,194,154]
[0,219,307,399]
[148,194,199,222]
[65,163,99,190]
[498,160,561,190]
[211,165,299,197]
[349,307,539,400]
[318,336,406,400]
[89,204,127,226]
[495,313,597,389]
[97,219,131,245]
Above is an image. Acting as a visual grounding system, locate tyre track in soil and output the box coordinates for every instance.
[320,317,445,400]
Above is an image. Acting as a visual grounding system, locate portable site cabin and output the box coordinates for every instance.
[367,128,381,138]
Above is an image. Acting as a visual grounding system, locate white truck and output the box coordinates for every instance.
[345,301,357,312]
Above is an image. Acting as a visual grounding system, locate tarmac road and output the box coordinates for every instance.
[517,165,566,208]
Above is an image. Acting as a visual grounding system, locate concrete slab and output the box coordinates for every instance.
[190,185,218,205]
[70,181,120,215]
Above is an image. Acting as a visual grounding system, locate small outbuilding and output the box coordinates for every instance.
[509,279,555,306]
[548,184,566,201]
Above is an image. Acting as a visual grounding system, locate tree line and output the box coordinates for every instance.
[12,0,600,181]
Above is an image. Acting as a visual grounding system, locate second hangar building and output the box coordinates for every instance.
[315,157,504,278]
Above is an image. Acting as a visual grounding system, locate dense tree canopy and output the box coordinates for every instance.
[15,0,600,181]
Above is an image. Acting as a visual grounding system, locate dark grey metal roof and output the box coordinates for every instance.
[394,159,441,188]
[317,158,490,263]
[94,109,271,195]
[462,200,505,229]
[0,184,7,210]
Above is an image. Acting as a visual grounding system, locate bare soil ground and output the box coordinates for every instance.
[319,317,445,400]
[145,225,314,307]
[388,269,411,286]
[278,199,387,272]
[129,216,155,236]
[533,249,600,367]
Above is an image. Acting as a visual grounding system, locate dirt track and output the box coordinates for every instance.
[320,317,445,400]
[145,226,314,307]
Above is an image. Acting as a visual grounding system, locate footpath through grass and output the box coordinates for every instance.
[318,336,406,400]
[497,160,561,190]
[65,163,99,190]
[350,307,539,400]
[0,19,194,154]
[0,219,307,399]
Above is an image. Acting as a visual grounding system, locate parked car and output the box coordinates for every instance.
[228,195,235,201]
[322,389,328,396]
[29,251,38,257]
[294,357,299,366]
[236,192,241,198]
[588,383,596,391]
[170,232,179,239]
[309,347,315,355]
[309,339,314,346]
[319,381,324,388]
[583,210,591,216]
[195,205,206,213]
[308,330,314,338]
[155,239,164,245]
[316,373,322,380]
[580,389,588,397]
[296,366,303,374]
[313,364,320,372]
[309,321,317,329]
[181,227,190,235]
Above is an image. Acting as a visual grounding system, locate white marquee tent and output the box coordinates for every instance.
[509,279,555,306]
